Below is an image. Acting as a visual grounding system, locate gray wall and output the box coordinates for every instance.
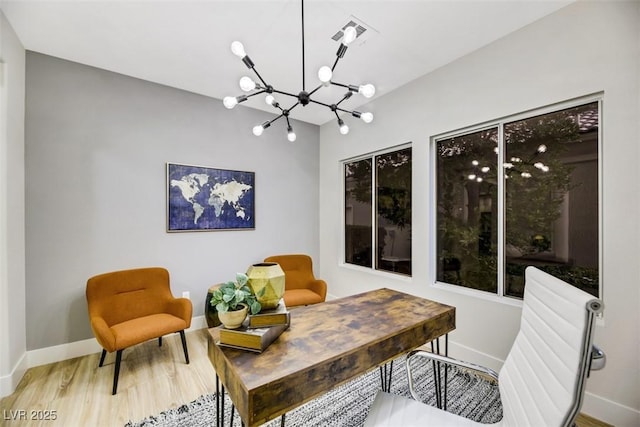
[0,11,27,395]
[25,52,320,350]
[319,1,639,425]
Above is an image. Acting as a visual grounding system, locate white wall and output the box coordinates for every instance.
[319,1,639,425]
[0,10,27,397]
[24,53,321,350]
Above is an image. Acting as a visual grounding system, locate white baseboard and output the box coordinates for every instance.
[0,352,27,398]
[582,390,640,427]
[447,339,505,373]
[27,316,206,367]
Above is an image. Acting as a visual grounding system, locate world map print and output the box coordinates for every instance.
[167,163,255,231]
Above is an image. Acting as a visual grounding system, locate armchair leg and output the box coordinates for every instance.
[112,349,123,395]
[179,330,190,364]
[159,336,163,347]
[99,349,107,367]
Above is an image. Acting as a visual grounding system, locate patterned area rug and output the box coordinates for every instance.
[125,356,502,426]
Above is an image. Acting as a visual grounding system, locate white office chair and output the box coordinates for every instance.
[365,266,604,427]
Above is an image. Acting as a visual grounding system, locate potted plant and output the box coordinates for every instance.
[210,273,263,329]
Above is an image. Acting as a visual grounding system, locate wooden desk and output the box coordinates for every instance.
[207,288,455,426]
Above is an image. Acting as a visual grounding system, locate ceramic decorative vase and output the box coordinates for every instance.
[246,262,285,310]
[217,304,248,329]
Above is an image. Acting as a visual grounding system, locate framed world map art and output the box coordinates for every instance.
[167,163,255,232]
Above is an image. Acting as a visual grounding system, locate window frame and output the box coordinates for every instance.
[430,95,603,303]
[342,142,413,278]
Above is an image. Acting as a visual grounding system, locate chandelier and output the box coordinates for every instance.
[222,0,375,141]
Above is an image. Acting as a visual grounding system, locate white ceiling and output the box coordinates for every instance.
[1,0,574,125]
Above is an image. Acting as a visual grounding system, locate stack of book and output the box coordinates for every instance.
[217,299,290,353]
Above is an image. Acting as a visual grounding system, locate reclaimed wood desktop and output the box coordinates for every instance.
[207,288,455,427]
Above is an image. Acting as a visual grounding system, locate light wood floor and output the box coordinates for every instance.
[0,329,611,427]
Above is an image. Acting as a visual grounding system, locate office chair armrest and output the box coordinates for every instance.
[590,344,606,371]
[406,350,499,402]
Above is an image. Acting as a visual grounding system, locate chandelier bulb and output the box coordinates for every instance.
[359,84,376,98]
[360,112,374,123]
[343,26,357,45]
[537,144,547,153]
[223,96,238,109]
[318,66,333,84]
[338,119,350,135]
[231,41,246,58]
[252,125,264,136]
[265,95,276,106]
[239,76,256,92]
[287,126,297,142]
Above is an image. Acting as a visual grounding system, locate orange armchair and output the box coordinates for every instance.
[263,254,327,307]
[86,267,192,394]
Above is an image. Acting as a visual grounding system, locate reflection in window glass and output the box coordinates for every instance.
[504,102,599,298]
[345,159,372,268]
[344,147,412,275]
[436,129,498,293]
[435,101,599,299]
[377,148,412,275]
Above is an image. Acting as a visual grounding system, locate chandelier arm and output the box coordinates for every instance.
[267,113,285,126]
[308,84,324,96]
[335,106,357,115]
[331,56,341,72]
[301,0,306,91]
[330,82,361,93]
[251,67,269,88]
[307,98,333,109]
[272,89,301,99]
[335,93,352,107]
[245,89,267,99]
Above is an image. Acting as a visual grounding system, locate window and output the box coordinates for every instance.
[435,101,600,298]
[345,146,412,275]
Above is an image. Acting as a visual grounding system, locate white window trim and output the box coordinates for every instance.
[342,142,413,278]
[430,93,603,302]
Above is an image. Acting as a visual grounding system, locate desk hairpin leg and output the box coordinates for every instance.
[219,376,225,427]
[379,360,394,392]
[216,373,251,427]
[216,375,220,427]
[430,334,449,411]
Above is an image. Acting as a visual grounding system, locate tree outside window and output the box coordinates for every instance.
[345,146,412,275]
[436,101,599,298]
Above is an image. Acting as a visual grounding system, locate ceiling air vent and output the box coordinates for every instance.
[331,16,378,46]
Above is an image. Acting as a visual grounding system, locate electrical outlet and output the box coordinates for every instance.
[182,291,190,300]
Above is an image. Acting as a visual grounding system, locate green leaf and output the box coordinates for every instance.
[236,273,248,287]
[215,302,228,312]
[222,293,234,303]
[235,289,246,301]
[250,300,261,315]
